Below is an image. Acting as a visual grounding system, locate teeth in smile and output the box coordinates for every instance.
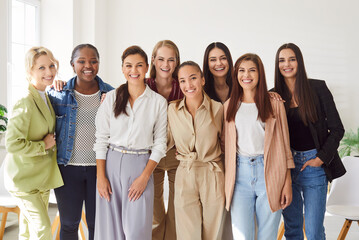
[284,69,292,72]
[215,68,224,71]
[242,79,252,83]
[130,75,139,78]
[44,77,52,80]
[186,89,195,93]
[161,68,170,72]
[84,71,92,74]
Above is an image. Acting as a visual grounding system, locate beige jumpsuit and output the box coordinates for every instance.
[167,95,225,240]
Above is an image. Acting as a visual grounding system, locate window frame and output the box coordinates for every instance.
[7,0,41,108]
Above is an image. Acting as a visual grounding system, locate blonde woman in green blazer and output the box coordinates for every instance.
[4,47,63,240]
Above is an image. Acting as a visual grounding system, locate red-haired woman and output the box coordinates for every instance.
[223,53,294,239]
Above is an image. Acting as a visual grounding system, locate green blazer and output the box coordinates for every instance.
[4,84,63,192]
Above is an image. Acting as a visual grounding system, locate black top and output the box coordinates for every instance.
[271,79,346,181]
[287,107,316,151]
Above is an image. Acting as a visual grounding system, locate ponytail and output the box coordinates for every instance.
[114,83,130,117]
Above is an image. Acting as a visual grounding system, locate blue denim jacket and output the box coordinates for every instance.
[47,76,114,165]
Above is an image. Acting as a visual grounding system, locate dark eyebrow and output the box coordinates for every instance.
[189,74,197,77]
[77,57,98,60]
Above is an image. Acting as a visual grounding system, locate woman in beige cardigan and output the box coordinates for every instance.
[223,53,294,240]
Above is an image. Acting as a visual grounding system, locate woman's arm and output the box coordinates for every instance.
[277,100,295,168]
[149,98,167,163]
[314,80,345,165]
[96,159,112,202]
[281,169,292,209]
[6,100,54,156]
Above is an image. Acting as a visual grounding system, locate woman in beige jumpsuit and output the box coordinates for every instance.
[167,61,225,240]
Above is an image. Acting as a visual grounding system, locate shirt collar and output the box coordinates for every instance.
[177,91,211,111]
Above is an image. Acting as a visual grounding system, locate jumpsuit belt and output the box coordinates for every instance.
[177,152,223,172]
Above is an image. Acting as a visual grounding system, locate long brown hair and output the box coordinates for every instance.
[203,42,233,102]
[114,46,148,117]
[226,53,273,122]
[149,40,180,79]
[274,43,317,125]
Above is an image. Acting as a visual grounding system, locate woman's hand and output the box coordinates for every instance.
[43,133,56,149]
[51,79,67,91]
[97,176,112,202]
[268,91,284,101]
[100,93,107,104]
[128,174,150,201]
[281,178,292,209]
[300,157,323,171]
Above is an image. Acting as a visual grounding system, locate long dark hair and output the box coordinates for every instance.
[274,43,317,125]
[114,46,148,117]
[226,53,273,122]
[203,42,233,102]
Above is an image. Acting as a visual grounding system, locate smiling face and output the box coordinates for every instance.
[30,54,57,91]
[178,65,205,99]
[152,46,177,79]
[72,47,99,82]
[237,60,259,93]
[208,48,229,79]
[278,48,298,80]
[122,54,148,86]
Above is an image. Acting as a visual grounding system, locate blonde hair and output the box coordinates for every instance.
[25,46,59,81]
[149,40,180,79]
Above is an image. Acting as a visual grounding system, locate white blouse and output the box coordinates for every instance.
[93,85,167,163]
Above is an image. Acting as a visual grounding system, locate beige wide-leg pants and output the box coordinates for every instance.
[152,147,179,240]
[174,161,225,240]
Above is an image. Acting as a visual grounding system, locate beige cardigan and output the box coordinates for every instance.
[223,98,294,212]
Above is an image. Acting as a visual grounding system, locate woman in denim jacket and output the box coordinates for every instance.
[48,44,113,240]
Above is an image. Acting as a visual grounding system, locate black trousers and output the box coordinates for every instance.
[54,165,97,240]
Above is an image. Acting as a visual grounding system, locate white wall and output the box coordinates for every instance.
[102,0,359,130]
[0,0,9,106]
[4,0,358,131]
[41,0,74,81]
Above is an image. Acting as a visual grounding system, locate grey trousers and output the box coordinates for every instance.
[94,148,154,240]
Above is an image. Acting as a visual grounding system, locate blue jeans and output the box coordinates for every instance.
[231,154,281,240]
[283,149,328,240]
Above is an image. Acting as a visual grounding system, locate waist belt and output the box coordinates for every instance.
[108,145,150,155]
[179,160,223,172]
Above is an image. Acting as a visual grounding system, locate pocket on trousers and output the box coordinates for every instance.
[214,171,225,196]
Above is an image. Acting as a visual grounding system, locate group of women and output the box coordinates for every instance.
[4,40,345,240]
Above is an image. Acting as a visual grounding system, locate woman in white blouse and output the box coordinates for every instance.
[93,45,167,240]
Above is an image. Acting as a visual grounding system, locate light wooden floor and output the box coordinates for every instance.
[2,205,359,239]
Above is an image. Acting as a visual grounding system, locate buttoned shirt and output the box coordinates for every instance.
[93,85,167,163]
[167,94,223,170]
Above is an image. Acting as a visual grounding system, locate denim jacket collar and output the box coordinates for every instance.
[64,75,112,93]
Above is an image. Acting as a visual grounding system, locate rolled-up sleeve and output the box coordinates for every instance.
[93,91,113,160]
[150,98,167,163]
